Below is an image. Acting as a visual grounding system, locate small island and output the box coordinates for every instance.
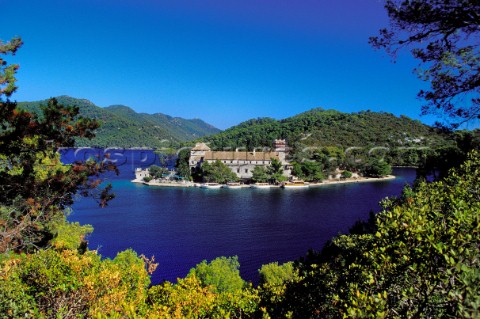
[132,139,395,188]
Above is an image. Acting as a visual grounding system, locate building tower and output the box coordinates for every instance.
[273,139,287,162]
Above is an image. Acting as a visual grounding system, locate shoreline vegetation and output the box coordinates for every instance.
[2,1,479,315]
[131,175,396,188]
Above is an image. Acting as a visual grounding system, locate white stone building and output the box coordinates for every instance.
[189,140,291,179]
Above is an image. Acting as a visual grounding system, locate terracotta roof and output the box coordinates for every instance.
[192,151,280,161]
[191,143,211,151]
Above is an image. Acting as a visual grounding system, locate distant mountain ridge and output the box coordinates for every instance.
[17,96,221,148]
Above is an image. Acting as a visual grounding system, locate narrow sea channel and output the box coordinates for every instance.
[64,149,416,284]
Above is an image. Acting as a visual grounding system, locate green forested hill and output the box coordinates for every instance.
[17,96,221,148]
[17,97,454,153]
[203,108,452,151]
[105,104,220,142]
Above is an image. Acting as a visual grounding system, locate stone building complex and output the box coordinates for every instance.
[189,140,291,179]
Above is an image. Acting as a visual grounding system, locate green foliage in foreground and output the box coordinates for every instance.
[2,35,479,319]
[370,0,480,128]
[1,39,118,254]
[0,247,151,318]
[2,152,479,318]
[188,256,245,293]
[270,151,480,318]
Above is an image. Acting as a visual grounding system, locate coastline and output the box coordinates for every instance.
[131,179,195,187]
[309,175,396,187]
[131,175,396,188]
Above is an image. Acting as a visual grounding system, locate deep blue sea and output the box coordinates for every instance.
[62,148,416,285]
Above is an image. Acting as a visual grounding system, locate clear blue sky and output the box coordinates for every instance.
[2,0,449,129]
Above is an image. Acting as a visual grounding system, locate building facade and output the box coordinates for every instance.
[189,140,291,179]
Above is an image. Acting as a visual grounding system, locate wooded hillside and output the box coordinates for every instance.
[203,108,452,151]
[18,96,221,148]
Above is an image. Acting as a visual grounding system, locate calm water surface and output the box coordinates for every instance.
[64,149,416,284]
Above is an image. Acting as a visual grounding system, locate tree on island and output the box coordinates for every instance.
[200,160,238,183]
[148,165,169,180]
[251,166,269,183]
[291,160,325,182]
[175,148,192,180]
[363,158,392,178]
[268,157,287,184]
[370,0,480,128]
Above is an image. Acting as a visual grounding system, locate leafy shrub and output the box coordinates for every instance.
[188,256,245,293]
[341,170,353,179]
[264,151,480,318]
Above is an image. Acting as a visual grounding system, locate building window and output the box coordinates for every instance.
[237,168,240,173]
[245,169,248,173]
